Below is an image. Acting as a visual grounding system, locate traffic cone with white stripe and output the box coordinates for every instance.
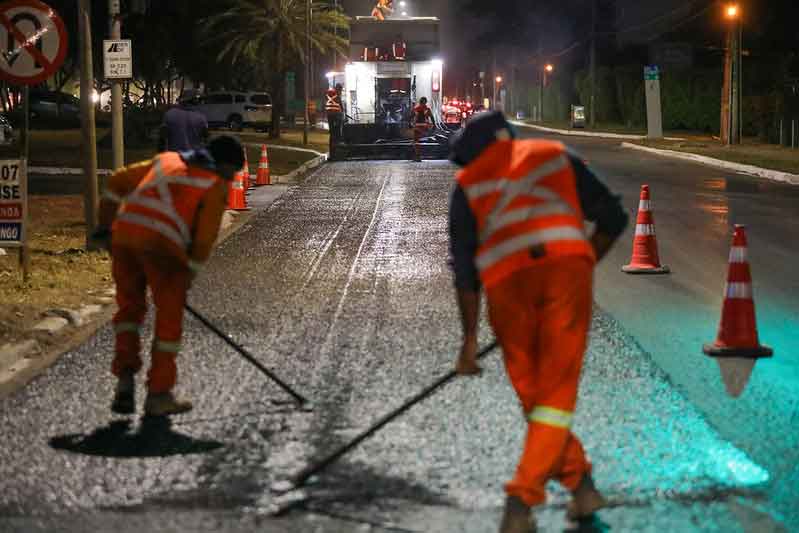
[622,184,669,274]
[227,169,250,211]
[242,149,251,190]
[255,144,271,186]
[704,225,771,360]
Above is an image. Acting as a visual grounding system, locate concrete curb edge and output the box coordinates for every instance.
[621,142,799,185]
[509,120,685,141]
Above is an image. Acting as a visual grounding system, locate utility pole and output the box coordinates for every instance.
[721,4,742,145]
[589,0,597,128]
[304,0,310,145]
[109,0,124,169]
[78,0,99,250]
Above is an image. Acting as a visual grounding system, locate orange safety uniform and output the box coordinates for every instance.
[456,139,596,506]
[371,0,392,20]
[98,151,228,394]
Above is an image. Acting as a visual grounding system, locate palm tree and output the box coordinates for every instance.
[204,0,349,138]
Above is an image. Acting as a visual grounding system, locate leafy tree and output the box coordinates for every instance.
[203,0,348,137]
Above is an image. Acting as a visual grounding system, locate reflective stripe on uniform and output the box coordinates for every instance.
[103,189,124,203]
[117,211,186,251]
[479,199,574,244]
[464,154,568,202]
[120,158,216,251]
[528,406,573,429]
[326,94,341,112]
[476,226,587,271]
[114,322,140,334]
[188,259,204,273]
[154,339,181,353]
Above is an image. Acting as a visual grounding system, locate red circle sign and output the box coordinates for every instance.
[0,0,67,86]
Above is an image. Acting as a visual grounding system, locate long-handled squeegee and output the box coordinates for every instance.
[269,341,499,514]
[185,304,313,410]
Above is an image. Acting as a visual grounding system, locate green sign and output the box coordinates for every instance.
[644,66,660,81]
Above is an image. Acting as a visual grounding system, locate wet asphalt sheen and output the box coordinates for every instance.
[0,150,793,532]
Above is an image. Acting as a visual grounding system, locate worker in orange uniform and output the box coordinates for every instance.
[92,136,245,417]
[371,0,393,20]
[325,83,344,158]
[412,96,434,162]
[447,112,628,532]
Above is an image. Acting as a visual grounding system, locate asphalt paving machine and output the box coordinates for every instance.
[330,16,453,161]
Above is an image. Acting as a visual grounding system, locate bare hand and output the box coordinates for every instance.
[456,337,482,376]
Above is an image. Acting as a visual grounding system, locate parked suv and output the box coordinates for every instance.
[185,91,272,131]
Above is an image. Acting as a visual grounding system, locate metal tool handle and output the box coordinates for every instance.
[185,304,310,406]
[292,341,499,487]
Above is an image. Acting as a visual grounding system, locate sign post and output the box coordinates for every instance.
[644,65,664,139]
[0,0,68,280]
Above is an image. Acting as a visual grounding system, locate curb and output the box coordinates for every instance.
[509,121,684,141]
[242,142,326,157]
[621,142,799,185]
[273,153,327,183]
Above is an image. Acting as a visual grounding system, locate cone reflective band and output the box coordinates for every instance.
[227,170,250,211]
[242,150,251,190]
[703,225,772,359]
[255,144,271,186]
[622,184,669,274]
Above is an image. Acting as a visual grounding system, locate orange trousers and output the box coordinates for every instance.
[111,245,191,394]
[486,256,594,506]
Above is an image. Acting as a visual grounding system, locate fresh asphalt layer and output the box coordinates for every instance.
[0,154,790,532]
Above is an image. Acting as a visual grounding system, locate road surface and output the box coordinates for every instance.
[0,137,794,531]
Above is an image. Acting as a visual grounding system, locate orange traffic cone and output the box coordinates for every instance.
[254,144,271,186]
[242,149,251,190]
[622,184,669,274]
[227,170,250,211]
[703,225,771,359]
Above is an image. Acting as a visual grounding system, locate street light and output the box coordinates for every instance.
[494,76,503,110]
[538,63,554,123]
[722,3,742,145]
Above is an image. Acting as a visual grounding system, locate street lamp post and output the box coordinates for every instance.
[722,4,742,145]
[494,75,502,110]
[538,63,553,123]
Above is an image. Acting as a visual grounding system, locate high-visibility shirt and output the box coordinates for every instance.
[455,139,596,288]
[325,90,342,113]
[99,151,228,273]
[413,103,432,125]
[392,41,406,60]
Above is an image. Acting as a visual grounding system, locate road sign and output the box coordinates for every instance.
[644,65,660,81]
[0,159,25,247]
[644,65,663,139]
[0,0,67,86]
[103,39,132,79]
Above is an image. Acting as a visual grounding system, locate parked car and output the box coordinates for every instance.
[184,91,273,131]
[28,90,81,126]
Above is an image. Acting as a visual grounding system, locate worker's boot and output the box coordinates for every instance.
[499,495,537,533]
[144,391,193,417]
[111,370,136,415]
[567,473,607,521]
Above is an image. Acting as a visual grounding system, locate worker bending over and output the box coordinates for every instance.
[412,96,434,162]
[448,112,628,532]
[93,136,245,417]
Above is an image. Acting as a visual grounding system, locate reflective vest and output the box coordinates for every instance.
[392,41,406,60]
[113,152,221,262]
[325,90,342,113]
[414,104,431,125]
[456,139,595,288]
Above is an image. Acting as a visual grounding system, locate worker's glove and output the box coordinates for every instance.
[90,226,112,251]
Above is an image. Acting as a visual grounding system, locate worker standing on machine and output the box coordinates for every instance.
[371,0,393,21]
[92,136,245,417]
[448,112,628,532]
[325,83,344,158]
[412,96,434,162]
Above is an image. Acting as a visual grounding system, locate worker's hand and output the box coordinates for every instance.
[456,336,482,376]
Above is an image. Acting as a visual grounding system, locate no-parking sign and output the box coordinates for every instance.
[0,0,67,86]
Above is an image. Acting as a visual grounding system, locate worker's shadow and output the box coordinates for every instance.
[48,417,224,458]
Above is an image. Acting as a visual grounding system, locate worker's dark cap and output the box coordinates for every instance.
[208,135,245,173]
[449,111,516,167]
[335,83,343,90]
